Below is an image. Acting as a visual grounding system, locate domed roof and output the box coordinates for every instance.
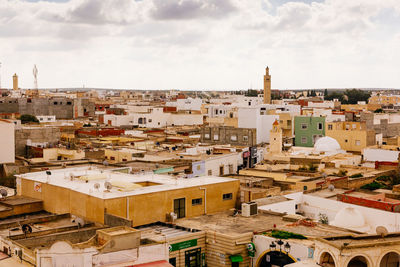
[332,206,366,229]
[314,136,341,153]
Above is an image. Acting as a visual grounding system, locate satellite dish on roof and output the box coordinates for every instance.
[22,224,32,237]
[0,189,8,198]
[104,182,112,191]
[103,160,109,166]
[71,217,85,228]
[328,184,335,191]
[94,183,100,190]
[376,226,388,237]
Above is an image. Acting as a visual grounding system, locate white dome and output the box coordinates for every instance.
[332,206,366,229]
[314,136,341,153]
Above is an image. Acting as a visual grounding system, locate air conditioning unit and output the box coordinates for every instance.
[242,202,258,217]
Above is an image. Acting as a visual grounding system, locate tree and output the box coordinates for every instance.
[245,89,259,97]
[344,89,371,104]
[324,89,328,96]
[374,108,384,113]
[20,114,39,124]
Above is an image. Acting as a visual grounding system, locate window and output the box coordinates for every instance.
[345,124,350,130]
[231,135,237,141]
[53,102,58,105]
[243,136,248,141]
[196,165,201,171]
[328,124,333,130]
[303,186,308,191]
[67,102,72,105]
[345,139,348,143]
[204,133,210,139]
[355,140,361,146]
[301,137,307,144]
[149,119,152,122]
[208,170,212,175]
[317,123,323,130]
[173,198,185,219]
[40,118,43,121]
[301,123,308,129]
[287,120,291,126]
[192,198,202,206]
[122,158,127,162]
[223,193,233,200]
[110,156,115,160]
[213,134,219,141]
[352,124,356,129]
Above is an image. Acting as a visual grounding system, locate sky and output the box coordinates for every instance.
[0,0,399,90]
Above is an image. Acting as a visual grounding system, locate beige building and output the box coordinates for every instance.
[269,120,283,153]
[16,166,240,227]
[0,119,15,164]
[325,121,375,152]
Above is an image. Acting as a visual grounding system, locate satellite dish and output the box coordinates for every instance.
[94,183,100,190]
[22,224,32,237]
[71,217,85,228]
[328,184,335,191]
[0,189,8,198]
[104,182,112,191]
[376,226,388,237]
[322,172,328,178]
[103,160,109,166]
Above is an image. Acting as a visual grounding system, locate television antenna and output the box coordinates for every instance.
[0,189,7,200]
[33,64,38,90]
[104,181,112,191]
[376,226,388,238]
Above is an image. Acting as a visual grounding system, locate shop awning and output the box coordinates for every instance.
[230,255,243,263]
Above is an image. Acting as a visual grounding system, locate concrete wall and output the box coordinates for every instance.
[200,126,256,146]
[15,127,61,157]
[0,120,15,164]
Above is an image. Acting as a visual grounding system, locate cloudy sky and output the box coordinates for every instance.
[0,0,399,90]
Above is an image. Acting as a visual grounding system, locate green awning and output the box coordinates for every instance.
[230,255,243,263]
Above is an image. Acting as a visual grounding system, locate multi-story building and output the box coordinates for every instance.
[294,116,325,147]
[0,119,15,164]
[325,121,376,152]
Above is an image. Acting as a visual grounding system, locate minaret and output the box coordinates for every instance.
[269,119,282,153]
[13,73,18,90]
[263,67,271,104]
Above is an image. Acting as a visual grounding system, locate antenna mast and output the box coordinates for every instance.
[33,64,38,90]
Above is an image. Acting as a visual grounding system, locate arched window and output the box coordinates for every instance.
[380,252,400,267]
[348,255,369,267]
[320,252,335,267]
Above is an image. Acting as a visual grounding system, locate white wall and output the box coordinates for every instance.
[258,199,296,214]
[204,153,239,176]
[363,148,399,162]
[0,121,15,164]
[286,193,400,234]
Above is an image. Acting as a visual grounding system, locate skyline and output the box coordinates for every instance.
[0,0,400,90]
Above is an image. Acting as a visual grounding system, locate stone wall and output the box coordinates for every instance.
[200,126,257,146]
[15,127,61,156]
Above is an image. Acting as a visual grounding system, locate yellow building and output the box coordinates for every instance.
[341,103,381,112]
[325,121,376,152]
[16,166,240,227]
[369,94,400,105]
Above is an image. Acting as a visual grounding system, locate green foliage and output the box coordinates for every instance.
[245,89,260,97]
[324,89,328,96]
[376,176,391,182]
[318,213,329,224]
[361,181,384,190]
[270,230,307,240]
[349,173,363,178]
[324,89,371,104]
[374,108,384,113]
[83,123,92,127]
[20,114,39,124]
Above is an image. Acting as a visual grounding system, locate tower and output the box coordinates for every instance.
[263,66,271,104]
[33,65,38,90]
[269,119,283,153]
[13,73,18,90]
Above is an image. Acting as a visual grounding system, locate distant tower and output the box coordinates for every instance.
[33,65,38,90]
[263,66,271,104]
[269,119,283,153]
[13,73,18,90]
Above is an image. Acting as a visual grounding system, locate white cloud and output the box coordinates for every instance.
[0,0,399,89]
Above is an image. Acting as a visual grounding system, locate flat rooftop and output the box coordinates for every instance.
[176,211,353,237]
[136,222,202,242]
[17,166,237,200]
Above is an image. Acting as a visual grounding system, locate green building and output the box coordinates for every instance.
[294,116,325,147]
